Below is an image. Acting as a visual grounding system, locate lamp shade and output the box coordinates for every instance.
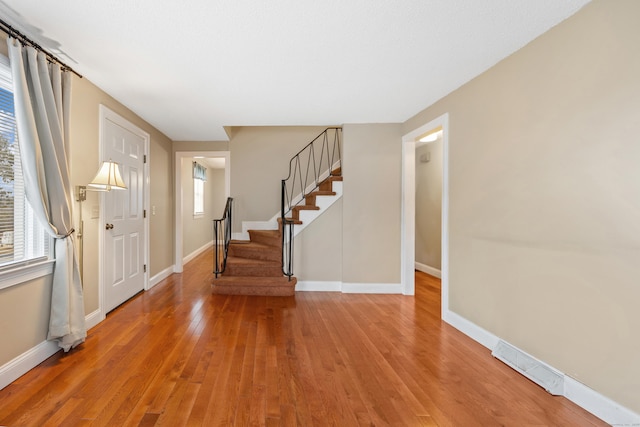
[87,160,127,191]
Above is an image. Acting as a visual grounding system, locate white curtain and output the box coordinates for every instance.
[8,38,86,351]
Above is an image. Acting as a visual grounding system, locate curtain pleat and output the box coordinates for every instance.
[8,38,86,352]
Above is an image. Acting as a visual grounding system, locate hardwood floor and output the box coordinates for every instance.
[0,251,607,426]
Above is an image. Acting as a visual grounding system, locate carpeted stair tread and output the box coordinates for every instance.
[248,229,281,247]
[226,255,279,266]
[228,241,281,262]
[230,239,251,244]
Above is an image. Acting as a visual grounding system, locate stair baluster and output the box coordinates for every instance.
[213,197,233,278]
[281,127,342,278]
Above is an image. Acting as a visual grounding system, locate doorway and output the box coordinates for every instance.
[414,127,443,278]
[99,105,150,314]
[401,113,449,315]
[174,151,230,273]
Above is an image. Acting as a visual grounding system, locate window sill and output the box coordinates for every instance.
[193,213,204,219]
[0,259,55,291]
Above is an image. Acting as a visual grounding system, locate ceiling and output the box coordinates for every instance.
[0,0,591,142]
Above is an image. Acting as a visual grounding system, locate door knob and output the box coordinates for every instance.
[106,223,114,230]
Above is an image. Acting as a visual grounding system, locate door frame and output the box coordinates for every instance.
[174,150,230,273]
[401,113,449,314]
[98,105,150,320]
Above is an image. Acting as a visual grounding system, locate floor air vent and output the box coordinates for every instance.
[492,340,564,395]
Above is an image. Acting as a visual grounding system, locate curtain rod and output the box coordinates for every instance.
[0,17,82,78]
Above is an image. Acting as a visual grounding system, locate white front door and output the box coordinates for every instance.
[101,107,148,313]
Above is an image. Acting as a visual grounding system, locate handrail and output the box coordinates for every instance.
[213,197,233,278]
[281,127,342,218]
[281,127,342,278]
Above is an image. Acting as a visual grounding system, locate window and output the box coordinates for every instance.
[193,161,206,216]
[194,178,204,215]
[0,54,50,277]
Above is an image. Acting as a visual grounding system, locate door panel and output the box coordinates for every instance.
[104,116,145,312]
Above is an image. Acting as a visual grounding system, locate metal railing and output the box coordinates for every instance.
[213,197,233,278]
[281,127,342,278]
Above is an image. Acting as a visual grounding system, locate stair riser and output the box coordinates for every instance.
[224,264,283,277]
[228,245,281,262]
[248,233,281,247]
[212,285,295,297]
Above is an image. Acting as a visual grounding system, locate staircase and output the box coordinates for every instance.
[211,170,342,296]
[211,128,342,296]
[285,167,342,225]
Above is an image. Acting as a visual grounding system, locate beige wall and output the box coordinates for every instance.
[181,159,226,258]
[293,199,343,282]
[229,126,329,231]
[70,76,174,313]
[173,141,229,153]
[0,71,175,367]
[404,0,640,412]
[0,276,51,365]
[415,140,442,270]
[342,124,402,285]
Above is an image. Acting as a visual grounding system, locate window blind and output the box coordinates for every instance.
[193,161,207,181]
[0,54,48,267]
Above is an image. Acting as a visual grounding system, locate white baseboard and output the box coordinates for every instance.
[296,281,342,292]
[443,310,499,350]
[415,262,441,278]
[443,308,640,426]
[149,265,175,289]
[183,241,213,265]
[85,309,103,330]
[564,376,640,426]
[341,282,403,294]
[0,340,59,391]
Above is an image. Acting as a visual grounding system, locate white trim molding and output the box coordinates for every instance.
[414,262,441,279]
[444,308,640,426]
[0,260,54,291]
[183,241,213,265]
[294,281,404,294]
[564,376,640,426]
[150,265,175,289]
[295,281,342,292]
[341,282,403,294]
[174,150,230,273]
[98,105,151,316]
[0,340,59,391]
[402,113,449,299]
[84,309,103,330]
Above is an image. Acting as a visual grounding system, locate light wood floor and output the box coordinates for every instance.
[0,250,607,426]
